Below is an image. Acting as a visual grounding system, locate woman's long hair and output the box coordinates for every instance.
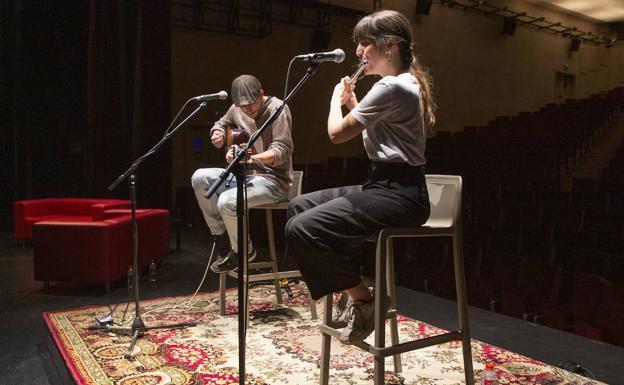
[352,10,437,135]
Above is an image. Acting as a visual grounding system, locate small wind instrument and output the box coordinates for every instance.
[349,60,368,86]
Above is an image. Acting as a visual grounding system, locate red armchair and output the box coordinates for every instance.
[13,198,130,241]
[33,209,170,292]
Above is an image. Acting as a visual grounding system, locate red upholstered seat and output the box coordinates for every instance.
[13,198,130,241]
[33,209,169,291]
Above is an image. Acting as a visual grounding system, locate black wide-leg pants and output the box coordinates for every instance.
[285,163,430,300]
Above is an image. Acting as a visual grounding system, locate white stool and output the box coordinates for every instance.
[219,171,317,319]
[319,175,474,385]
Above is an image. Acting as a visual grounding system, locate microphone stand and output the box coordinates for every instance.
[204,61,319,384]
[92,102,209,359]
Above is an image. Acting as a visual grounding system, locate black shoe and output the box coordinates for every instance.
[211,232,230,261]
[211,253,229,270]
[210,248,257,274]
[210,250,236,273]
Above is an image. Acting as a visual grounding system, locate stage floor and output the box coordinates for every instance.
[1,228,623,384]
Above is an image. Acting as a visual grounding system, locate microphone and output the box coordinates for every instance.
[294,48,345,63]
[192,91,228,102]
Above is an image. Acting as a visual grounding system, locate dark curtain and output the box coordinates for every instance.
[1,1,90,229]
[88,0,172,208]
[2,0,172,229]
[0,0,17,229]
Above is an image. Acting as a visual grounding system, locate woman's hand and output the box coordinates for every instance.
[328,76,366,144]
[332,76,358,110]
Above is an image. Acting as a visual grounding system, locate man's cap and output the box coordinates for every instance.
[231,75,262,106]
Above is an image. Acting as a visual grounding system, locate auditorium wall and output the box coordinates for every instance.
[170,0,624,190]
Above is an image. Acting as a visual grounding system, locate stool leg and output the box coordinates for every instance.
[386,241,402,373]
[308,292,318,319]
[320,295,332,385]
[452,234,474,385]
[265,209,283,304]
[244,274,251,330]
[219,273,227,316]
[374,236,387,385]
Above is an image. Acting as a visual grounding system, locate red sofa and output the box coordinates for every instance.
[33,208,170,291]
[13,198,130,241]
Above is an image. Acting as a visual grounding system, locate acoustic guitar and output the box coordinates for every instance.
[225,126,254,163]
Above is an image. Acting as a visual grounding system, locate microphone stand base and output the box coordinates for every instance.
[89,316,197,359]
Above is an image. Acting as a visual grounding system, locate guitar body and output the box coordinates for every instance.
[225,126,254,162]
[226,127,250,147]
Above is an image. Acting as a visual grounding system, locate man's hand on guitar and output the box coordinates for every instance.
[226,147,235,164]
[211,131,225,148]
[226,145,254,164]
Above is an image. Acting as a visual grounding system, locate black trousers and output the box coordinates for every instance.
[285,162,430,300]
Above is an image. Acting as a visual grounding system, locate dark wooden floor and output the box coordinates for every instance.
[1,228,623,385]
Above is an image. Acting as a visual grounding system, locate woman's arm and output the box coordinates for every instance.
[328,106,365,144]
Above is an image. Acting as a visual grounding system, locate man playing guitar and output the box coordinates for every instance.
[191,74,294,273]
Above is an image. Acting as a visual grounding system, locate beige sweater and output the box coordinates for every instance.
[210,96,294,193]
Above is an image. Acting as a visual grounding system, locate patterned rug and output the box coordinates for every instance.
[44,283,604,385]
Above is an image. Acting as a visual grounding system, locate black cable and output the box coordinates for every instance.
[556,360,595,379]
[282,57,297,100]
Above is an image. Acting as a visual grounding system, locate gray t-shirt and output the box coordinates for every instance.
[350,73,426,166]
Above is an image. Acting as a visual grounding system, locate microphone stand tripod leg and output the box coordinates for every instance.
[98,175,196,361]
[233,162,248,384]
[125,328,142,359]
[124,316,146,359]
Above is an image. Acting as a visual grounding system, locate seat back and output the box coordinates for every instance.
[288,170,304,201]
[251,171,304,210]
[424,174,462,229]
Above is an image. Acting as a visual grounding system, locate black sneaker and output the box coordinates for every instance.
[210,248,257,274]
[211,233,231,263]
[210,250,232,273]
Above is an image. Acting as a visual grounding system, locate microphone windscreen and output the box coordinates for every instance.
[334,49,345,63]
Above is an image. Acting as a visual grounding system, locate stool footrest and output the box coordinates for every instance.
[320,324,343,339]
[369,331,462,357]
[227,270,303,282]
[321,326,462,358]
[324,309,398,329]
[248,261,275,269]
